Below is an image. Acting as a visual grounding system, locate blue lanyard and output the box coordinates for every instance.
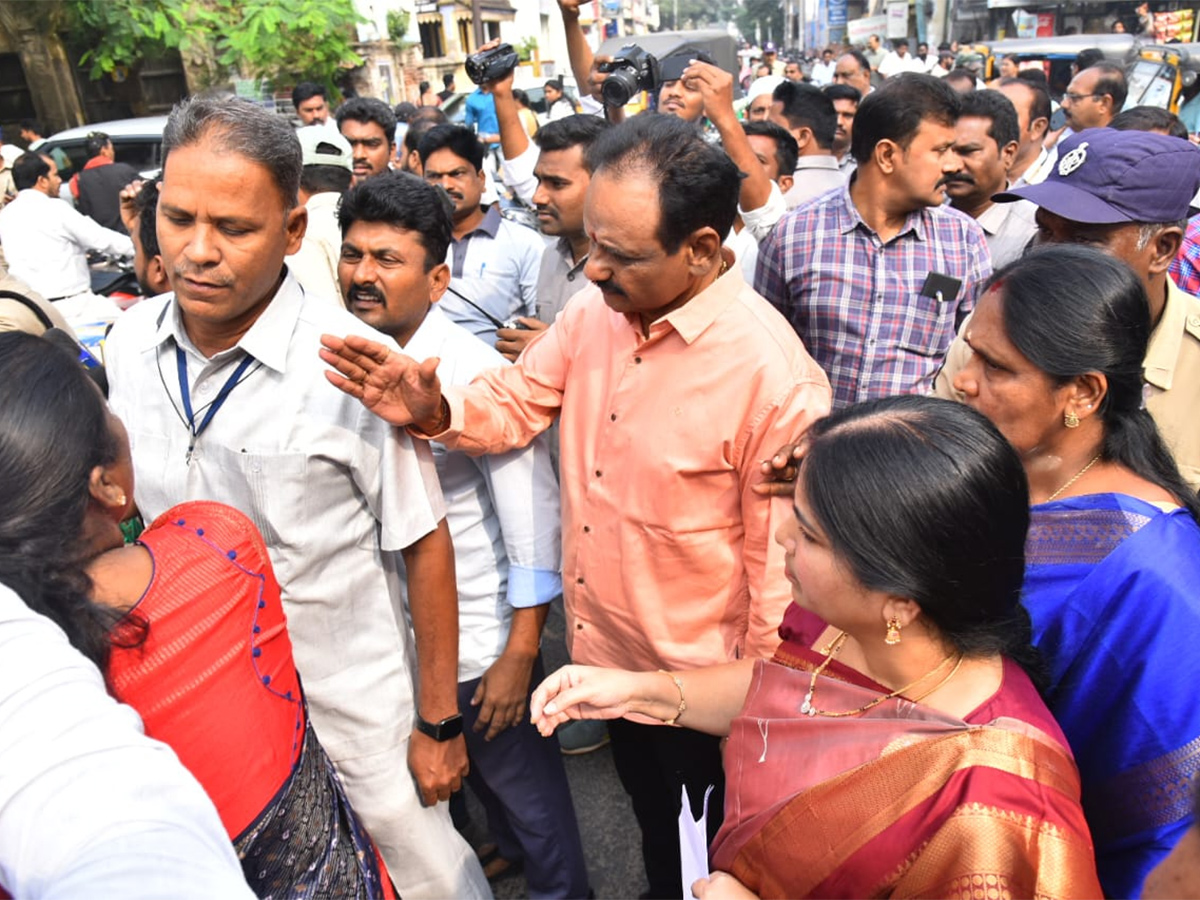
[176,346,255,460]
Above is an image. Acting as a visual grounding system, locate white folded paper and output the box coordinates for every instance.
[679,783,715,896]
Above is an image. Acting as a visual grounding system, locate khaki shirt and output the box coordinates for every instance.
[933,277,1200,489]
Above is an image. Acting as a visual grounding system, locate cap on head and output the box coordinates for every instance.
[995,127,1200,224]
[747,75,786,104]
[297,125,354,172]
[763,41,778,54]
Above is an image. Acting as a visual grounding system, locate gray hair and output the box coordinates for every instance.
[1136,219,1188,252]
[162,96,302,211]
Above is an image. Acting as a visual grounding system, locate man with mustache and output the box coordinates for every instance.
[321,114,831,898]
[102,97,489,900]
[756,74,991,408]
[945,90,1037,268]
[823,83,861,175]
[337,171,588,897]
[417,124,545,346]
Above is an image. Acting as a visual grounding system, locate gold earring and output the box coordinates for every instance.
[116,492,127,508]
[1064,411,1080,429]
[885,617,902,645]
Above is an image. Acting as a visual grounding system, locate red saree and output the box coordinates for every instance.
[709,607,1102,899]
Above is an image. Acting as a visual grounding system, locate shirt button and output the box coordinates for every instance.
[1189,315,1200,328]
[610,413,617,421]
[568,273,575,281]
[576,576,585,584]
[634,356,642,364]
[583,525,591,533]
[595,470,602,477]
[576,623,584,630]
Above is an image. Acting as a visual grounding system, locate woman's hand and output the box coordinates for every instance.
[529,665,655,735]
[692,871,758,899]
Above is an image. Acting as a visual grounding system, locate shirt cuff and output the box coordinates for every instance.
[506,565,562,608]
[738,181,787,243]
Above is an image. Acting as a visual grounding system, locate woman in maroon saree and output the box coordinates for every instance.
[532,395,1101,899]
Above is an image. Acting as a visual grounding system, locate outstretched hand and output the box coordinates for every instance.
[529,665,649,736]
[319,333,444,430]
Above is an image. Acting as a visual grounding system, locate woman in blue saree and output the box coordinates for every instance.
[953,245,1200,898]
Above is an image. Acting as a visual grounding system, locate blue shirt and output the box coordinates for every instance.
[464,89,499,147]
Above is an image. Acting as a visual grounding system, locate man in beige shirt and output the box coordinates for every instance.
[935,128,1200,488]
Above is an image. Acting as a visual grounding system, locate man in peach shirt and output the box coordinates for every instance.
[322,115,831,898]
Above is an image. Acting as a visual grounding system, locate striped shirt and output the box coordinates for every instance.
[755,181,992,407]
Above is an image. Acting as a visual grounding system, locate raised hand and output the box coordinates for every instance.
[319,333,445,431]
[751,441,806,497]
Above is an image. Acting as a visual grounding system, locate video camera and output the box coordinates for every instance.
[597,44,661,107]
[465,43,520,85]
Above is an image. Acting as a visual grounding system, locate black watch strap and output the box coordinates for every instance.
[415,713,464,741]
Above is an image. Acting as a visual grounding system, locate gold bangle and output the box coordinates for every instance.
[658,669,686,726]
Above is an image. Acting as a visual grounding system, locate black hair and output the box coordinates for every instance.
[0,332,148,670]
[772,80,837,150]
[1075,48,1106,72]
[443,73,455,88]
[417,123,484,172]
[997,76,1052,125]
[394,101,419,123]
[990,245,1200,520]
[1110,105,1189,140]
[418,81,430,95]
[742,120,799,181]
[838,49,871,75]
[1089,61,1128,109]
[404,111,448,155]
[337,171,453,269]
[513,88,532,108]
[1016,67,1050,88]
[336,97,398,146]
[135,175,162,258]
[584,114,740,255]
[534,114,610,162]
[823,83,862,104]
[544,78,564,92]
[300,164,353,195]
[19,118,43,137]
[85,131,110,158]
[958,89,1020,148]
[292,81,327,109]
[944,69,978,90]
[801,395,1046,688]
[894,38,909,48]
[851,73,962,165]
[12,152,49,190]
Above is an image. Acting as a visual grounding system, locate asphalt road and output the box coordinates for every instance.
[460,598,647,899]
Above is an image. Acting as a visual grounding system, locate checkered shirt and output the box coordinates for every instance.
[755,182,992,408]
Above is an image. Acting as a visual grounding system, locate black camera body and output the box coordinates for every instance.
[465,43,520,85]
[597,44,661,107]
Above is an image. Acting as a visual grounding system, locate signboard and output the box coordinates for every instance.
[847,14,888,44]
[828,0,848,26]
[886,0,908,38]
[1012,8,1056,37]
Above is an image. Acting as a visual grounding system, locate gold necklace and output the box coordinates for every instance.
[799,631,963,718]
[1047,453,1103,502]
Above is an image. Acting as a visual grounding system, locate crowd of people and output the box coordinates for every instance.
[2,4,1200,898]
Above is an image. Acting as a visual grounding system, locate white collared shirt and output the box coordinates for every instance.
[400,306,562,681]
[105,274,445,762]
[0,189,133,299]
[285,191,345,305]
[0,584,254,899]
[975,196,1038,269]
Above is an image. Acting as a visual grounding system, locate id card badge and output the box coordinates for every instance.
[919,272,963,305]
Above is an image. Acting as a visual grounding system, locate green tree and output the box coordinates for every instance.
[659,0,739,31]
[58,0,364,90]
[734,0,785,47]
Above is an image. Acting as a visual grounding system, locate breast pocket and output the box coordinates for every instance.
[205,444,309,564]
[895,290,955,359]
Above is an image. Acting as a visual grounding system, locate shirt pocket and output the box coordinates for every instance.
[894,290,955,359]
[209,445,309,565]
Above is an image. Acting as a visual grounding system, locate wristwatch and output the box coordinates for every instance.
[415,713,464,742]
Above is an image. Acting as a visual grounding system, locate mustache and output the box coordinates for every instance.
[943,173,975,186]
[534,205,557,217]
[173,264,234,287]
[594,279,626,297]
[348,284,384,302]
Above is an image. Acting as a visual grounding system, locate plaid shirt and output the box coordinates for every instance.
[1170,215,1200,296]
[755,183,992,408]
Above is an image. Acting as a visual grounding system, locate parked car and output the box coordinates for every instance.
[38,116,169,180]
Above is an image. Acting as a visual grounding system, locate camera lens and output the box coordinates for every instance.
[602,68,640,107]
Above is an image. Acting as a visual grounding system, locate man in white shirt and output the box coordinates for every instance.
[338,170,589,897]
[285,125,354,303]
[103,96,488,900]
[996,77,1054,188]
[810,48,837,86]
[769,80,845,209]
[0,583,255,899]
[878,39,928,79]
[0,153,132,326]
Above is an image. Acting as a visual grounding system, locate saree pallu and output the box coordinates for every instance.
[710,660,1101,899]
[1024,494,1200,898]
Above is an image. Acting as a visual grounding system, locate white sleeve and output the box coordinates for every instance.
[0,585,254,900]
[737,181,788,244]
[500,142,540,207]
[61,204,134,259]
